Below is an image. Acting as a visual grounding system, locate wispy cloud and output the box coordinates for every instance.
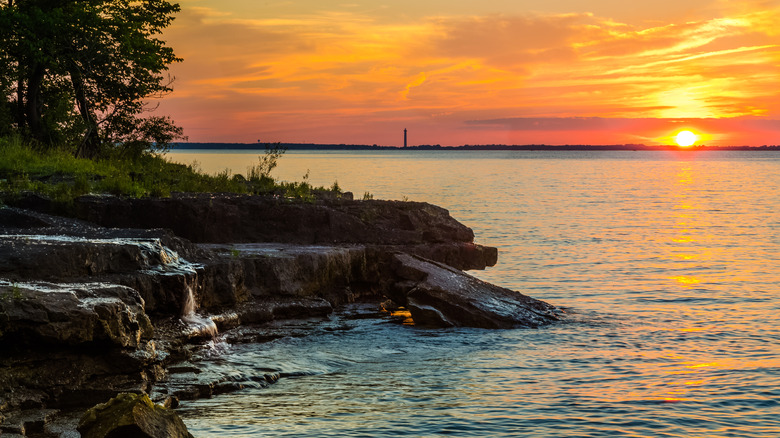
[158,3,780,145]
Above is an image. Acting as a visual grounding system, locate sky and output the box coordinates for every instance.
[157,0,780,146]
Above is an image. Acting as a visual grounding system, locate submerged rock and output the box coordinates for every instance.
[391,253,561,328]
[77,393,192,438]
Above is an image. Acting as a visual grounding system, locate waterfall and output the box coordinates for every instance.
[181,285,218,339]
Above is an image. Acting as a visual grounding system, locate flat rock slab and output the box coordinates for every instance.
[18,194,477,246]
[392,253,561,329]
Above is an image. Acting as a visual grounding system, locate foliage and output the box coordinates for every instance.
[362,191,374,200]
[0,136,344,202]
[247,143,287,193]
[280,169,314,202]
[247,143,287,180]
[0,0,185,157]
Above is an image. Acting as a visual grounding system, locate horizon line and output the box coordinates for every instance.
[170,142,780,151]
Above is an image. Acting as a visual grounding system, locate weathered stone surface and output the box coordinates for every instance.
[0,206,200,258]
[0,409,58,436]
[391,253,561,328]
[233,296,334,324]
[9,193,496,270]
[77,393,192,438]
[386,242,498,271]
[0,281,153,348]
[0,343,164,413]
[0,206,208,315]
[203,243,374,304]
[43,194,475,245]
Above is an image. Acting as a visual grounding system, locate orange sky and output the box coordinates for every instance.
[157,0,780,146]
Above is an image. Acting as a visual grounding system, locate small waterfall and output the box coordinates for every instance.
[181,285,219,339]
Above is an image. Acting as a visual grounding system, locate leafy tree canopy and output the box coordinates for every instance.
[0,0,185,158]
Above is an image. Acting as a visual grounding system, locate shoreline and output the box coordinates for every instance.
[0,193,560,436]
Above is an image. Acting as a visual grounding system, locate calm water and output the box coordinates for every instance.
[167,150,780,437]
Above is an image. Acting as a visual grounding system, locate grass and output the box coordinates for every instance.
[0,136,346,202]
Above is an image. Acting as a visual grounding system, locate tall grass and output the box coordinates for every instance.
[0,136,344,202]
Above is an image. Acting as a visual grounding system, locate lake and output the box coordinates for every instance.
[166,149,780,437]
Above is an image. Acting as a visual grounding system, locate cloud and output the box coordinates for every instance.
[159,4,780,145]
[465,117,780,132]
[463,117,780,145]
[401,72,427,100]
[428,13,595,65]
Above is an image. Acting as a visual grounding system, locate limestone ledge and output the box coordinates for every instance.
[0,194,561,436]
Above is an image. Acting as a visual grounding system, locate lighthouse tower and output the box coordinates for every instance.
[404,128,407,147]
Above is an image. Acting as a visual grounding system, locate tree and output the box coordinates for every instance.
[0,0,184,157]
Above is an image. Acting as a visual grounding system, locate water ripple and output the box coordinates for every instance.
[173,151,780,437]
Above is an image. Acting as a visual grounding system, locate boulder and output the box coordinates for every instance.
[0,281,153,348]
[77,393,192,438]
[391,253,561,328]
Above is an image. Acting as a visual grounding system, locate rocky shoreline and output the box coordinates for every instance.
[0,193,562,437]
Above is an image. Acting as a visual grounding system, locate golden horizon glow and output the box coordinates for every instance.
[157,1,780,145]
[675,131,698,147]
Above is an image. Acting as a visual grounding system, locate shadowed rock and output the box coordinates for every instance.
[62,194,475,245]
[391,253,561,328]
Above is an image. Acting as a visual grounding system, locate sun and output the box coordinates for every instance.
[675,130,697,147]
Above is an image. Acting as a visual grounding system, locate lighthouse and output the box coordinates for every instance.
[404,128,407,147]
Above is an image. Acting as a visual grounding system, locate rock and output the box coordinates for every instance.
[0,281,153,348]
[203,243,372,305]
[0,207,49,228]
[234,296,334,324]
[392,242,498,271]
[9,193,496,270]
[77,393,192,438]
[392,253,561,328]
[0,196,562,434]
[50,194,475,245]
[0,206,207,315]
[0,409,58,436]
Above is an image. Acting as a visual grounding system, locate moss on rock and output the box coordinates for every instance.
[77,393,192,438]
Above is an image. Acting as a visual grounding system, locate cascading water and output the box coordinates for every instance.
[181,285,218,339]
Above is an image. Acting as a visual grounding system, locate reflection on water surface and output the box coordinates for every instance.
[168,150,780,437]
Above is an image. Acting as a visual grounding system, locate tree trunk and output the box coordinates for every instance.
[69,62,101,158]
[24,62,45,143]
[15,73,26,130]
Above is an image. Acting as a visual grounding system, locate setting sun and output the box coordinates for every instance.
[675,131,698,147]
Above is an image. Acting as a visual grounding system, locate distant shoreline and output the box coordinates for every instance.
[170,143,780,151]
